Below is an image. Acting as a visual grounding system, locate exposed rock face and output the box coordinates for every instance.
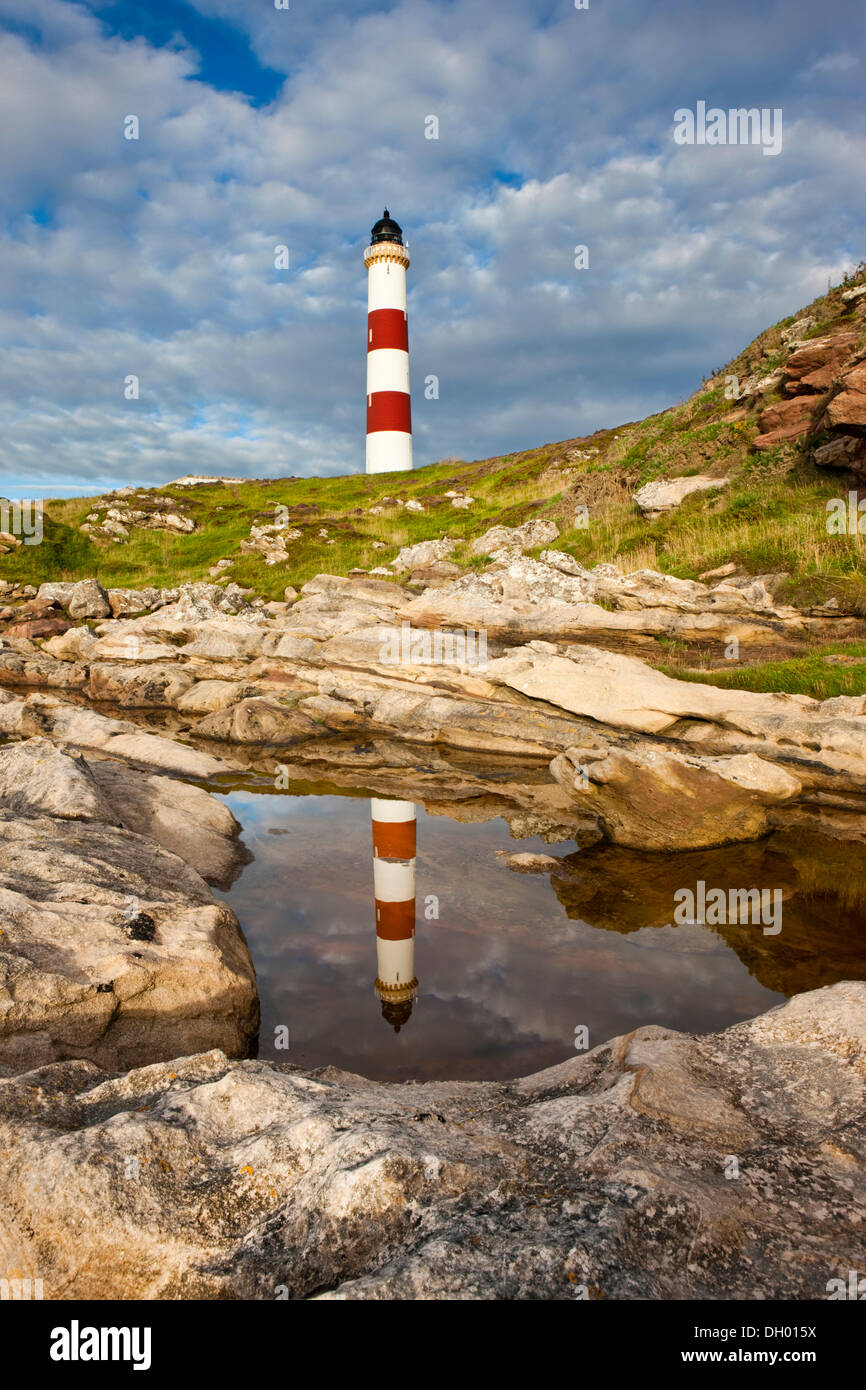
[0,739,258,1073]
[824,361,866,431]
[551,745,801,848]
[470,518,559,557]
[0,984,862,1299]
[1,570,865,850]
[632,475,728,516]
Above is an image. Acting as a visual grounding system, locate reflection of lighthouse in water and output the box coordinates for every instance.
[370,798,418,1032]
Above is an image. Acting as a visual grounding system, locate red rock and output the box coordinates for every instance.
[823,363,866,430]
[752,423,814,451]
[785,333,857,379]
[758,396,816,434]
[5,618,72,640]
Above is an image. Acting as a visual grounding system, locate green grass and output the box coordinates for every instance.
[660,642,866,700]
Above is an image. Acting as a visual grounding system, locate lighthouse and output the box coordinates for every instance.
[370,798,418,1031]
[364,211,412,474]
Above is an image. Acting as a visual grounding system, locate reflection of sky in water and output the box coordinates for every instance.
[215,790,785,1082]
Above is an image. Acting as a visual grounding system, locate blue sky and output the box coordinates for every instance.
[0,0,863,494]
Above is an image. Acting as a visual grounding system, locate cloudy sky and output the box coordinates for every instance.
[1,0,863,495]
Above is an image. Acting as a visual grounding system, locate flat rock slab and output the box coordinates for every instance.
[0,984,862,1299]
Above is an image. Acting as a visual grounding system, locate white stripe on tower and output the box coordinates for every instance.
[364,210,412,474]
[370,797,417,1031]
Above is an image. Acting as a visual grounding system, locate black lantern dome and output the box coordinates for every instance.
[370,209,403,245]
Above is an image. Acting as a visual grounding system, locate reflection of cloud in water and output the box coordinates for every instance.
[214,790,864,1082]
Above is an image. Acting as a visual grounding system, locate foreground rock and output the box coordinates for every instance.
[0,983,862,1299]
[0,739,257,1072]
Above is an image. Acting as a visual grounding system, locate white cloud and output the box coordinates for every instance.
[0,0,864,487]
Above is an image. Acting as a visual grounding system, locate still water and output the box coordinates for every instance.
[216,784,866,1082]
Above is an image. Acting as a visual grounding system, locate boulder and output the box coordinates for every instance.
[191,697,328,745]
[551,744,801,848]
[41,626,98,661]
[632,475,728,516]
[66,579,111,620]
[470,519,559,556]
[392,538,456,572]
[108,588,160,617]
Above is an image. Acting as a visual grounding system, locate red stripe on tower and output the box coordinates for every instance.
[368,308,409,352]
[366,391,412,435]
[370,797,418,1032]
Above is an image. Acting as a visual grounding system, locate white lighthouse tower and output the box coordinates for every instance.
[364,211,412,474]
[370,797,417,1031]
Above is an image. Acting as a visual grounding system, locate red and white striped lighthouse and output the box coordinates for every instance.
[370,797,417,1031]
[365,210,412,474]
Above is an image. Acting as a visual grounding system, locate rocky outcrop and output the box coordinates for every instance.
[1,568,865,851]
[470,519,560,557]
[0,983,862,1299]
[0,738,257,1073]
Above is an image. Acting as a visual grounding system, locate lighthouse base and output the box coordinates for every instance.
[366,432,413,473]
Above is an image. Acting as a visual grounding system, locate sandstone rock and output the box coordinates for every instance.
[552,744,801,849]
[758,395,816,433]
[0,820,257,1073]
[108,588,159,617]
[97,733,226,779]
[781,315,817,345]
[471,519,559,556]
[824,362,866,430]
[41,626,98,661]
[496,851,566,873]
[632,475,728,516]
[0,738,117,823]
[486,644,808,736]
[90,633,178,663]
[179,620,266,661]
[176,680,248,715]
[35,582,75,608]
[86,663,195,708]
[191,696,328,745]
[6,617,70,640]
[66,579,111,620]
[85,759,250,888]
[698,562,738,581]
[0,984,862,1298]
[813,434,866,478]
[392,538,456,572]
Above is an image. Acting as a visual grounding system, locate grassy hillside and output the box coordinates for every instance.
[3,265,865,623]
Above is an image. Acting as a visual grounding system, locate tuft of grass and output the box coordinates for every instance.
[659,641,866,700]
